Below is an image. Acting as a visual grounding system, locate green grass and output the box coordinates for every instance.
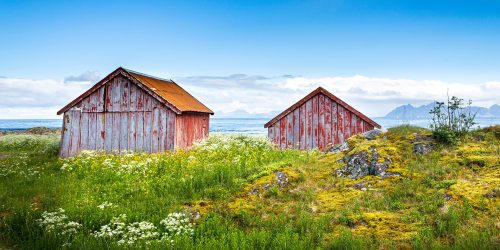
[0,126,498,249]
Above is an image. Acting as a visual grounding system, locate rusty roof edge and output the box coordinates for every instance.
[169,79,214,115]
[264,87,381,129]
[123,68,174,83]
[123,70,183,114]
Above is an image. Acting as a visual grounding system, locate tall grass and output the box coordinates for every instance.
[1,129,498,249]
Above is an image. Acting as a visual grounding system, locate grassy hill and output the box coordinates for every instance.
[0,126,498,249]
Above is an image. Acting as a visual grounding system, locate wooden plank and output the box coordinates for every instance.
[318,94,325,150]
[151,108,160,153]
[351,114,357,135]
[312,95,318,149]
[344,108,351,140]
[96,86,105,112]
[279,118,286,149]
[299,105,306,150]
[96,113,105,151]
[128,112,136,151]
[356,114,362,134]
[293,109,299,148]
[203,114,209,141]
[144,91,153,111]
[324,97,332,149]
[136,112,144,151]
[60,113,71,158]
[80,112,89,150]
[144,111,152,152]
[305,99,313,149]
[136,87,144,111]
[69,111,81,157]
[111,113,120,151]
[129,83,137,112]
[337,105,344,143]
[81,95,91,112]
[105,112,113,152]
[119,113,128,152]
[159,109,167,152]
[269,125,274,146]
[167,110,175,151]
[332,102,338,145]
[105,80,112,111]
[286,113,293,148]
[113,77,122,112]
[87,113,97,150]
[121,78,129,111]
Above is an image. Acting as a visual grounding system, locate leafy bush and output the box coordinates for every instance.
[429,95,477,145]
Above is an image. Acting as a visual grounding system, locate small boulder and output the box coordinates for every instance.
[335,148,398,179]
[329,141,350,153]
[412,143,435,155]
[275,172,289,188]
[352,181,367,191]
[361,129,383,140]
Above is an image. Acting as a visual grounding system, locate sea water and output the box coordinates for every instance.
[0,118,499,135]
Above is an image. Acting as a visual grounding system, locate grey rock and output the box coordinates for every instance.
[361,129,383,140]
[352,181,366,190]
[335,148,397,179]
[443,193,453,200]
[412,143,435,155]
[249,172,289,195]
[484,188,499,199]
[275,171,289,188]
[329,141,350,153]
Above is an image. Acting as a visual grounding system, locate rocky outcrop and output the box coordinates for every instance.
[412,136,436,155]
[335,148,399,179]
[249,171,289,195]
[361,129,383,140]
[412,143,435,155]
[329,141,350,153]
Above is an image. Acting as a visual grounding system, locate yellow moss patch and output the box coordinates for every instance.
[184,200,213,215]
[450,165,500,210]
[316,189,362,213]
[227,197,259,213]
[352,211,419,241]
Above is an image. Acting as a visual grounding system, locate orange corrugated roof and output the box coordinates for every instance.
[126,69,214,114]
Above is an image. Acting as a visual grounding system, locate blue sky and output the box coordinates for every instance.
[0,0,499,118]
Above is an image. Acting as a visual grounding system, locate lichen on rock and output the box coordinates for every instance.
[335,148,398,179]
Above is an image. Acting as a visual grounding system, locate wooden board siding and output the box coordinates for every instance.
[174,112,209,150]
[267,93,376,151]
[60,75,194,158]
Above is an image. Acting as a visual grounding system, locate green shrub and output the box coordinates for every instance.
[429,95,477,145]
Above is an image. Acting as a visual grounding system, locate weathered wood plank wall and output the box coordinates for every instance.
[174,112,209,150]
[267,93,375,151]
[60,76,177,157]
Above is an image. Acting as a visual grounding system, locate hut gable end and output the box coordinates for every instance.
[265,87,380,151]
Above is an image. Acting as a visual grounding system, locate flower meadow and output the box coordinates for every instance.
[0,129,499,249]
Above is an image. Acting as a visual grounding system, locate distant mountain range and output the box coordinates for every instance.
[384,103,500,119]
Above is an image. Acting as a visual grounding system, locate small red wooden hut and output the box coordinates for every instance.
[57,67,213,158]
[264,87,380,151]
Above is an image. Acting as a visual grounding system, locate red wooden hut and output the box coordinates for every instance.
[57,67,213,158]
[264,87,380,151]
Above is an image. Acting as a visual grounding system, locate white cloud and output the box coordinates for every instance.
[177,75,500,117]
[0,77,92,118]
[0,73,498,119]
